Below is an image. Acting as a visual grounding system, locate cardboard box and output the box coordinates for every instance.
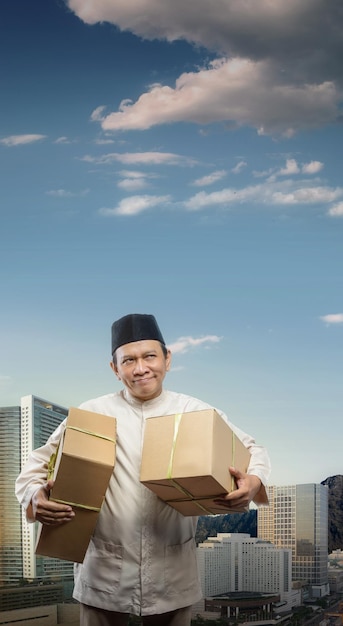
[35,407,116,563]
[140,409,251,516]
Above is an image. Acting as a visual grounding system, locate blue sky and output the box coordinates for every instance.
[1,0,342,486]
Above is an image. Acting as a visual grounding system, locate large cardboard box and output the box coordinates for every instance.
[35,407,116,563]
[140,409,251,516]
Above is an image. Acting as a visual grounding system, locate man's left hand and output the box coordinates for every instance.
[213,466,262,511]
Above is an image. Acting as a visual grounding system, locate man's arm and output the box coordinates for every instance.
[218,414,271,501]
[15,420,67,521]
[215,412,271,509]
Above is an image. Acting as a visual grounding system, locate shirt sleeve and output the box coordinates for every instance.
[214,408,271,504]
[15,420,66,521]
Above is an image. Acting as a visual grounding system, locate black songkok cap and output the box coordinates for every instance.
[111,314,166,356]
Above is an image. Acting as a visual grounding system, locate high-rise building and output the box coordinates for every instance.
[0,405,22,584]
[0,395,73,590]
[193,533,301,615]
[258,484,329,598]
[196,533,294,607]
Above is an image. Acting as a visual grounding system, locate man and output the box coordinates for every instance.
[16,313,271,626]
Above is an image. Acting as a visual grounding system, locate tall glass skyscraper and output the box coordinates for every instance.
[0,395,73,587]
[257,484,329,597]
[0,405,22,584]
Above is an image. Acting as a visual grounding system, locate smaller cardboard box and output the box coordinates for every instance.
[140,409,251,516]
[35,407,116,563]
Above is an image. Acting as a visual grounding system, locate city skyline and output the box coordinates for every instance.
[1,0,342,487]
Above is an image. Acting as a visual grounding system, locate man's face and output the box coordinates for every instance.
[110,339,171,402]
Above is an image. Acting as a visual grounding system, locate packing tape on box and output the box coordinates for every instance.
[47,425,116,480]
[47,451,58,481]
[165,412,239,514]
[165,413,218,515]
[166,413,211,513]
[50,497,101,512]
[46,424,116,511]
[166,413,182,479]
[166,480,214,515]
[230,434,236,492]
[65,424,116,443]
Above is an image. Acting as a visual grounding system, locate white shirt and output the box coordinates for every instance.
[15,389,271,615]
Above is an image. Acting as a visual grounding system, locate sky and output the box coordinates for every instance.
[1,0,342,487]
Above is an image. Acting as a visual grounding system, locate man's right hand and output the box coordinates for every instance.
[31,479,75,525]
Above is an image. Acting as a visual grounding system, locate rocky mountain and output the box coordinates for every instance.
[196,475,343,552]
[321,474,343,552]
[195,510,257,544]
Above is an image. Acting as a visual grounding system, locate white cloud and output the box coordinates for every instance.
[54,136,79,145]
[278,159,300,176]
[302,160,324,174]
[271,186,342,205]
[320,314,343,325]
[118,178,149,191]
[274,158,321,179]
[327,202,343,217]
[94,138,115,145]
[54,136,71,144]
[257,158,325,182]
[117,169,160,190]
[81,151,197,166]
[0,134,46,147]
[68,1,343,135]
[99,194,171,216]
[46,189,89,197]
[192,170,226,187]
[118,170,148,178]
[184,180,343,211]
[96,58,338,137]
[66,1,343,84]
[90,105,107,122]
[253,167,274,179]
[232,161,247,174]
[168,335,222,354]
[185,185,257,210]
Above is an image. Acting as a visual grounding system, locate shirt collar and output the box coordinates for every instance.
[122,388,167,408]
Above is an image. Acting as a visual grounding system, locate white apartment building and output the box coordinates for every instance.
[196,532,299,614]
